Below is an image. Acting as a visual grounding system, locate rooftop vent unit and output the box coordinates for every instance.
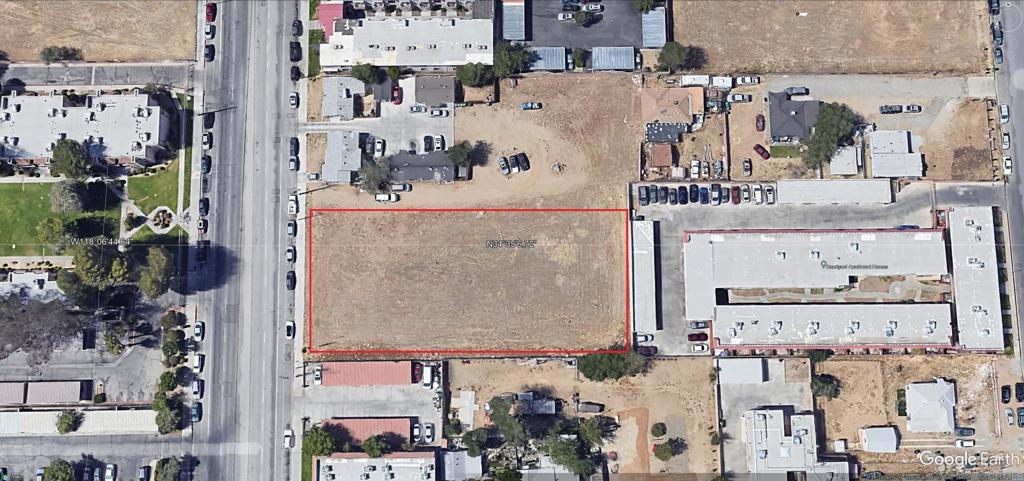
[427,44,437,49]
[774,250,786,261]
[848,242,860,252]
[406,45,416,51]
[462,43,472,48]
[809,249,820,259]
[965,219,976,227]
[477,45,488,50]
[131,141,142,151]
[884,328,895,337]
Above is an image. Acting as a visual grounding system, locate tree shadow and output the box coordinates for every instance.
[381,431,410,450]
[470,140,492,166]
[682,46,707,70]
[181,243,240,295]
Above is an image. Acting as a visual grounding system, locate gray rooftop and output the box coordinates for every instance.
[591,47,636,71]
[527,47,568,71]
[906,379,956,433]
[683,229,949,320]
[717,358,767,384]
[714,304,953,349]
[0,91,169,162]
[949,207,1004,351]
[388,151,454,183]
[641,6,667,48]
[768,92,820,140]
[869,130,922,178]
[829,146,860,176]
[322,17,494,68]
[323,131,362,183]
[859,426,899,453]
[443,451,484,481]
[502,0,526,41]
[644,122,689,143]
[322,77,365,120]
[743,409,850,481]
[775,179,892,204]
[414,76,456,107]
[25,381,82,404]
[631,220,657,335]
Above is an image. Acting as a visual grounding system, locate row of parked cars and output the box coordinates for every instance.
[637,183,777,206]
[497,153,530,176]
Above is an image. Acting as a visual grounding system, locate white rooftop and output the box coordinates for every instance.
[316,452,437,481]
[743,409,850,481]
[683,229,949,320]
[322,17,494,69]
[714,304,953,349]
[717,358,767,384]
[859,426,899,453]
[870,130,922,178]
[631,220,657,334]
[0,91,167,161]
[906,378,956,433]
[775,179,892,204]
[949,207,1004,351]
[829,146,860,176]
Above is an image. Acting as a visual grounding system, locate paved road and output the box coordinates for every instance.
[192,0,299,480]
[1,63,193,88]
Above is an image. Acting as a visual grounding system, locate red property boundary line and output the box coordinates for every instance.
[306,207,632,356]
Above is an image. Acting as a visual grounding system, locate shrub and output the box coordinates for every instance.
[651,422,667,437]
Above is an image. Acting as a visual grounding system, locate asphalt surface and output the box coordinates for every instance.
[1,63,193,88]
[192,0,299,479]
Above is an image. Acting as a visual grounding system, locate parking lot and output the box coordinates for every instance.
[528,1,643,49]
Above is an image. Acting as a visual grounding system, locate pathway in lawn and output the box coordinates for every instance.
[129,159,181,217]
[0,182,120,256]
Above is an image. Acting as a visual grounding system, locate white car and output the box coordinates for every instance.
[765,185,776,205]
[433,134,445,151]
[635,333,654,344]
[1001,104,1010,124]
[289,92,299,109]
[413,423,422,442]
[424,423,435,443]
[283,428,294,448]
[286,245,296,263]
[192,379,204,398]
[202,132,213,149]
[753,184,764,205]
[954,439,976,448]
[285,320,295,339]
[204,23,215,39]
[390,183,411,192]
[104,465,116,481]
[728,94,752,103]
[557,12,574,21]
[374,138,385,158]
[194,321,205,341]
[1003,132,1011,150]
[741,184,751,202]
[1008,407,1015,426]
[690,343,708,353]
[288,195,299,215]
[690,160,700,179]
[736,75,760,85]
[193,353,205,373]
[313,365,323,385]
[374,193,398,203]
[429,109,449,117]
[1005,156,1013,175]
[583,3,602,12]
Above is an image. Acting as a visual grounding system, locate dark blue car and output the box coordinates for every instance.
[699,187,709,204]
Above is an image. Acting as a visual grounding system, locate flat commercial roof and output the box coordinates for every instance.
[641,7,667,48]
[906,379,956,433]
[25,381,81,404]
[315,452,437,481]
[527,47,567,71]
[717,358,767,384]
[949,207,1004,351]
[322,418,411,444]
[631,221,657,334]
[829,146,860,176]
[743,409,850,480]
[0,382,25,404]
[414,76,456,107]
[444,451,484,481]
[870,130,922,178]
[683,229,949,320]
[775,179,892,204]
[713,304,953,349]
[591,47,636,71]
[321,361,412,386]
[322,17,494,68]
[502,0,526,41]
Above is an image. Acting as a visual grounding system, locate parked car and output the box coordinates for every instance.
[1006,157,1013,176]
[636,345,658,356]
[374,193,398,203]
[753,144,770,160]
[287,220,297,237]
[753,184,764,204]
[289,92,299,108]
[658,186,669,205]
[373,138,385,158]
[699,187,709,204]
[635,333,654,344]
[784,86,809,96]
[731,186,740,205]
[283,428,294,448]
[289,155,300,171]
[193,353,205,373]
[424,423,435,443]
[688,333,708,342]
[198,218,208,235]
[689,184,699,203]
[509,154,521,173]
[994,21,1004,46]
[954,439,976,448]
[192,379,204,398]
[637,185,649,206]
[413,423,422,442]
[667,188,678,205]
[557,12,574,21]
[690,343,708,353]
[728,94,752,103]
[191,403,202,423]
[409,105,426,113]
[390,183,411,192]
[522,102,542,110]
[1009,407,1016,426]
[677,186,688,205]
[288,195,299,215]
[1018,407,1024,427]
[292,19,303,36]
[283,319,296,340]
[202,132,213,149]
[434,135,445,151]
[583,3,602,12]
[290,137,299,155]
[710,184,721,205]
[204,44,215,62]
[313,365,323,385]
[36,469,44,481]
[290,65,302,81]
[512,153,529,171]
[422,135,434,152]
[741,184,751,203]
[879,104,903,114]
[289,42,302,62]
[1002,384,1011,403]
[498,156,511,176]
[137,467,150,481]
[201,155,212,173]
[206,2,217,21]
[995,47,1004,65]
[955,427,975,437]
[991,0,1000,15]
[861,472,884,481]
[286,270,296,290]
[720,184,729,203]
[742,158,752,177]
[755,114,765,132]
[93,468,101,481]
[199,197,210,216]
[1003,131,1011,150]
[392,85,403,105]
[765,185,776,204]
[689,321,708,329]
[562,3,580,11]
[429,109,449,117]
[1001,104,1010,124]
[1016,382,1024,402]
[736,76,760,85]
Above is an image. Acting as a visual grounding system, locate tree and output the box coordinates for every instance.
[109,257,131,285]
[56,410,82,434]
[544,433,595,477]
[143,83,161,95]
[493,42,532,78]
[455,62,493,88]
[808,349,833,364]
[72,244,118,288]
[386,66,402,81]
[304,425,336,457]
[362,434,389,457]
[574,11,592,26]
[658,42,705,72]
[811,373,841,400]
[103,333,125,355]
[651,422,667,437]
[351,63,381,84]
[39,218,70,253]
[40,46,82,64]
[463,427,489,457]
[49,180,86,214]
[160,311,184,330]
[57,270,98,307]
[486,396,526,446]
[653,438,686,461]
[804,102,857,169]
[633,0,654,12]
[50,139,89,179]
[155,457,181,481]
[158,371,177,391]
[140,246,175,298]
[577,351,647,381]
[43,459,75,481]
[152,391,168,411]
[578,418,603,447]
[572,48,587,69]
[493,467,522,481]
[92,393,106,404]
[709,431,721,445]
[447,141,473,167]
[358,158,389,194]
[161,338,181,360]
[155,406,181,434]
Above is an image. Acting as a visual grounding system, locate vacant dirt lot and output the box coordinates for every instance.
[0,1,195,62]
[816,355,997,473]
[309,74,641,209]
[673,0,987,74]
[448,358,720,475]
[309,210,627,353]
[922,98,997,180]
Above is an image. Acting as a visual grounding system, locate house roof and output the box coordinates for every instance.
[829,146,860,176]
[318,1,346,41]
[650,143,673,167]
[388,151,455,183]
[768,92,820,140]
[641,7,668,48]
[502,0,526,41]
[321,418,411,445]
[414,76,455,107]
[321,361,412,386]
[323,131,362,183]
[641,86,704,124]
[591,47,636,71]
[906,379,957,433]
[859,426,899,453]
[321,76,364,120]
[444,451,484,481]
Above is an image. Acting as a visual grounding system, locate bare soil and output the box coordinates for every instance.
[307,77,324,122]
[727,84,816,181]
[0,1,195,62]
[306,133,327,176]
[447,358,720,475]
[308,210,627,353]
[923,98,996,181]
[676,113,726,178]
[673,0,987,74]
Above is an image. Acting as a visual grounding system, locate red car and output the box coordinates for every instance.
[412,362,423,383]
[205,3,217,22]
[392,85,403,105]
[755,114,765,132]
[731,186,740,205]
[753,144,770,160]
[688,332,709,342]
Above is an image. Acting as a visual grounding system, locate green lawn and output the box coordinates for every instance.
[309,30,324,77]
[302,454,312,481]
[309,0,320,19]
[130,159,180,216]
[0,182,120,256]
[769,145,803,158]
[131,225,187,249]
[182,147,192,211]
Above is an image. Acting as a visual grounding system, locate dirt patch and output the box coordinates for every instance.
[447,358,720,474]
[308,74,641,210]
[308,210,627,353]
[671,113,726,180]
[857,277,897,293]
[673,0,987,74]
[306,133,327,176]
[923,99,996,181]
[726,88,816,181]
[307,77,324,122]
[0,1,195,62]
